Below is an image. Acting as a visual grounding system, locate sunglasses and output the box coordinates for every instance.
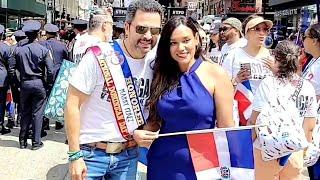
[134,25,161,35]
[302,34,311,41]
[219,26,232,33]
[249,27,270,34]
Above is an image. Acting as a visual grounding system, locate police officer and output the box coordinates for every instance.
[6,30,27,128]
[10,20,54,150]
[0,24,12,134]
[40,23,68,130]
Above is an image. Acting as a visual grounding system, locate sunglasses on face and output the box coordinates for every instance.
[219,26,232,33]
[134,25,161,35]
[249,27,270,34]
[302,34,311,41]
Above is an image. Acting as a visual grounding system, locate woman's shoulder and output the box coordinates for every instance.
[201,61,228,78]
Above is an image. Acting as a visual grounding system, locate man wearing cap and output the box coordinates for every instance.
[9,20,54,150]
[40,23,69,130]
[4,30,27,129]
[219,17,247,65]
[0,24,13,134]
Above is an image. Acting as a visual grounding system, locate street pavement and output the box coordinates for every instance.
[0,119,309,180]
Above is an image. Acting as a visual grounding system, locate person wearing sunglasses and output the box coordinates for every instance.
[133,15,234,179]
[65,1,163,179]
[219,17,247,65]
[302,23,320,180]
[222,14,274,126]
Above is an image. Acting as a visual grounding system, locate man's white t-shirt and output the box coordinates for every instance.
[73,33,101,64]
[253,76,318,118]
[220,38,247,65]
[222,48,273,95]
[303,58,320,96]
[69,40,155,144]
[209,47,222,64]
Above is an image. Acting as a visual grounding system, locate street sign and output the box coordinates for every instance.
[187,2,197,11]
[166,7,187,19]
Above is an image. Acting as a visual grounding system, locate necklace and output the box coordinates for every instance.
[122,40,134,58]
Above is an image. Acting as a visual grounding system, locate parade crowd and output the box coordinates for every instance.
[0,0,320,179]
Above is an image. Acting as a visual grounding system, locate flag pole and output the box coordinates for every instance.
[157,124,266,137]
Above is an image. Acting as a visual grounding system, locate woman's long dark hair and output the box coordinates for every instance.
[148,16,201,123]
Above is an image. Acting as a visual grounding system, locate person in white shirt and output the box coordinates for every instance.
[302,22,320,179]
[65,1,163,179]
[219,17,247,65]
[249,40,317,180]
[208,22,223,64]
[222,15,274,126]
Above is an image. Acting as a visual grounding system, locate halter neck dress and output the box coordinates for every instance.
[147,59,216,180]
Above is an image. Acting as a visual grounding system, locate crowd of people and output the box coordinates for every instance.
[0,0,320,179]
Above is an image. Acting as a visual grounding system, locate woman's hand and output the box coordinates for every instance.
[235,69,251,83]
[133,130,158,148]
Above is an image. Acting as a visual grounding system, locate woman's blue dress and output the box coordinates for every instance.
[147,59,216,180]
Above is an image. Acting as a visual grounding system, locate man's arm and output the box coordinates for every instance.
[65,85,89,151]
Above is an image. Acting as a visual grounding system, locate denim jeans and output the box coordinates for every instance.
[80,144,138,180]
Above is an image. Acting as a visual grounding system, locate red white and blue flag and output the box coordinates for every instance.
[187,129,254,180]
[234,81,254,126]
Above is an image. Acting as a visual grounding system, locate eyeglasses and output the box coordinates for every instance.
[134,25,161,35]
[249,27,270,34]
[302,34,311,41]
[219,26,232,33]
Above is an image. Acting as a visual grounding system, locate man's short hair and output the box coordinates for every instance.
[89,9,112,31]
[125,0,163,23]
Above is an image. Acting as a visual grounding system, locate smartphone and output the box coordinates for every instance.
[240,63,251,75]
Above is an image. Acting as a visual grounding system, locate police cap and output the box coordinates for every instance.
[71,19,88,26]
[22,20,41,32]
[14,30,26,38]
[44,23,59,33]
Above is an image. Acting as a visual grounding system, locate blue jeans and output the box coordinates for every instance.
[80,144,138,180]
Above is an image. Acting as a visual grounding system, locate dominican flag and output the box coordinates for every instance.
[234,80,254,126]
[187,129,254,180]
[6,89,15,117]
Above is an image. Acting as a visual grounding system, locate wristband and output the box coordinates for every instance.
[68,151,84,162]
[67,150,80,157]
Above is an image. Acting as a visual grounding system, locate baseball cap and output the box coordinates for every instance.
[210,22,221,35]
[223,17,242,33]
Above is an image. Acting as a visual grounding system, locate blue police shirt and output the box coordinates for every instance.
[0,42,12,87]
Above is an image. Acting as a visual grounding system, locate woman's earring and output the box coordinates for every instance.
[125,34,128,38]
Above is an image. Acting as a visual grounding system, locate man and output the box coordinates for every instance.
[40,23,69,130]
[0,24,12,134]
[9,20,54,150]
[6,30,26,128]
[219,17,247,65]
[65,0,162,179]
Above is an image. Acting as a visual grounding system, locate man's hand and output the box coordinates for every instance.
[70,158,87,180]
[133,130,158,148]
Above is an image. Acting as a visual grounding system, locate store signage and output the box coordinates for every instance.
[188,2,197,11]
[275,9,298,17]
[168,7,187,17]
[113,7,127,18]
[231,0,259,13]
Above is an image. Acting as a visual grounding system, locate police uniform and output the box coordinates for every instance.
[0,25,12,134]
[7,30,27,128]
[11,20,54,150]
[40,23,68,130]
[40,23,68,80]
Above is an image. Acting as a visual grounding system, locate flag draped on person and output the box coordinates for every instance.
[234,80,254,126]
[187,128,255,180]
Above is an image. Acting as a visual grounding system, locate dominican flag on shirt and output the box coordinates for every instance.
[234,80,254,126]
[187,129,254,180]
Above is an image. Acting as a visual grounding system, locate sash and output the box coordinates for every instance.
[91,42,145,140]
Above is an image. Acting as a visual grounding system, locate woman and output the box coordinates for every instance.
[249,40,317,180]
[209,22,223,64]
[134,16,234,179]
[302,23,320,179]
[222,15,274,126]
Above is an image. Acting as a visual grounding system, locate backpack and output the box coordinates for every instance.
[255,78,309,161]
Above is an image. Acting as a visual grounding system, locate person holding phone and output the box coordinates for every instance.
[222,14,275,126]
